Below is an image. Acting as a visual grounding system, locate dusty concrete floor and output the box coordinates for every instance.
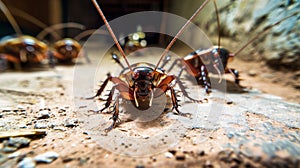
[0,46,299,168]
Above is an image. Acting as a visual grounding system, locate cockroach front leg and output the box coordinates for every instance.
[159,55,171,69]
[226,68,240,85]
[111,53,125,69]
[0,54,8,71]
[175,76,203,103]
[98,85,116,112]
[169,86,191,117]
[198,65,211,94]
[167,58,181,72]
[86,73,112,100]
[105,95,121,132]
[172,69,204,102]
[47,50,56,68]
[80,49,91,63]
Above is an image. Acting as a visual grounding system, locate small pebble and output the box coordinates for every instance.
[226,101,234,105]
[34,151,59,163]
[5,137,31,149]
[8,151,21,158]
[168,149,177,155]
[261,73,274,79]
[53,126,66,132]
[37,110,50,119]
[175,152,185,161]
[62,157,73,163]
[135,164,145,168]
[164,152,174,158]
[248,70,257,77]
[227,132,234,139]
[197,150,205,156]
[58,108,66,113]
[204,160,213,168]
[17,157,36,168]
[64,118,78,127]
[2,146,18,153]
[34,122,47,129]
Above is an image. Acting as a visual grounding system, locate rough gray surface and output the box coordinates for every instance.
[0,51,299,167]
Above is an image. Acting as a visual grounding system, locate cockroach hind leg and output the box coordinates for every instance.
[85,96,96,100]
[176,111,192,118]
[173,107,192,118]
[0,56,8,71]
[105,116,121,132]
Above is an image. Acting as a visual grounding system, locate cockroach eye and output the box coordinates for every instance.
[26,46,35,52]
[133,73,139,79]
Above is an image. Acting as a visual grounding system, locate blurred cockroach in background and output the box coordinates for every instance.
[0,0,52,71]
[119,25,147,54]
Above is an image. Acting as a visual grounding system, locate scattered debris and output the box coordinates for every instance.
[175,152,186,161]
[248,70,257,77]
[164,152,174,158]
[37,110,50,119]
[2,137,31,152]
[64,118,79,127]
[0,129,47,140]
[34,151,59,163]
[17,157,36,168]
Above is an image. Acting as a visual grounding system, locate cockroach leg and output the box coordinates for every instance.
[111,53,125,69]
[167,58,181,72]
[169,86,191,117]
[226,68,240,85]
[99,85,116,112]
[86,73,112,100]
[105,95,121,131]
[175,75,203,103]
[159,55,171,69]
[199,65,211,94]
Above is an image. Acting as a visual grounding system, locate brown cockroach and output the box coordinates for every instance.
[87,0,212,131]
[0,35,49,70]
[164,3,299,94]
[36,22,93,64]
[11,6,95,65]
[0,0,51,70]
[119,25,147,54]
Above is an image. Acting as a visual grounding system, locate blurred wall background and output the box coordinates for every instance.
[0,0,299,70]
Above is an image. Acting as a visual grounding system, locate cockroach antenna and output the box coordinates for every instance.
[212,0,222,83]
[91,0,133,74]
[154,0,211,72]
[212,0,221,54]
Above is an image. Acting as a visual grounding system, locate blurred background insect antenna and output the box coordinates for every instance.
[0,0,22,36]
[8,6,61,40]
[36,22,86,41]
[154,0,211,72]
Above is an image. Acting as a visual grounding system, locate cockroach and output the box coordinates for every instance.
[164,2,299,94]
[87,0,212,131]
[0,0,51,70]
[0,35,49,70]
[11,7,98,65]
[119,25,147,54]
[36,22,92,64]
